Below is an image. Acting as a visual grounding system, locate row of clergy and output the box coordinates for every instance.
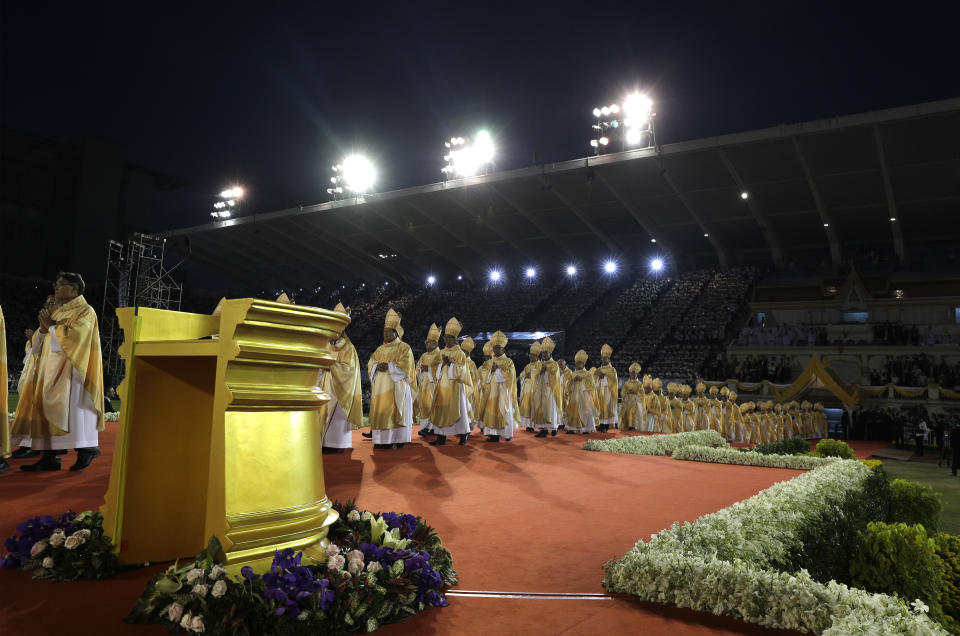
[316,308,828,451]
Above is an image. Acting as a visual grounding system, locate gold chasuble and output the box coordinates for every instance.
[593,364,618,424]
[532,362,562,427]
[477,341,493,404]
[34,295,105,438]
[518,341,541,423]
[619,364,643,430]
[460,337,480,422]
[478,355,519,431]
[430,318,473,431]
[0,306,7,457]
[368,336,417,431]
[11,330,46,439]
[415,323,443,424]
[320,335,363,430]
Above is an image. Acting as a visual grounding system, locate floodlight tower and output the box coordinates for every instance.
[328,154,376,200]
[442,130,495,179]
[210,186,244,220]
[589,92,656,155]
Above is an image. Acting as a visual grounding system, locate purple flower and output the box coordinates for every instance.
[380,512,419,538]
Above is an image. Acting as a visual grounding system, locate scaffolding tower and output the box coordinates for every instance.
[101,233,183,385]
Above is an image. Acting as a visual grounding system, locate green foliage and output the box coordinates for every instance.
[936,533,960,629]
[814,438,856,459]
[851,522,943,621]
[891,478,944,533]
[744,436,810,456]
[789,464,892,584]
[859,459,884,470]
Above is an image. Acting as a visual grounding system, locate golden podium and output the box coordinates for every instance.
[100,299,349,573]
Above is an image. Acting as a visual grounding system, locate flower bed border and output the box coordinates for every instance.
[583,430,727,455]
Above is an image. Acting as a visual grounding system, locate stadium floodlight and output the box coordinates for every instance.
[442,130,496,179]
[650,258,664,272]
[427,275,436,286]
[823,223,829,227]
[592,107,602,117]
[565,265,577,276]
[623,93,652,119]
[889,217,896,222]
[650,238,657,243]
[625,127,643,145]
[703,233,709,237]
[740,191,749,200]
[457,275,463,281]
[489,269,502,283]
[219,187,244,198]
[212,185,244,219]
[590,139,599,148]
[525,266,536,279]
[599,137,609,146]
[603,260,617,274]
[328,155,376,199]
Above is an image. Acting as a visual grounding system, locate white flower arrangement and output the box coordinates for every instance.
[604,459,945,634]
[671,445,838,470]
[584,430,728,455]
[105,412,120,421]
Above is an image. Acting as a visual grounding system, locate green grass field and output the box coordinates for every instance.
[882,459,960,534]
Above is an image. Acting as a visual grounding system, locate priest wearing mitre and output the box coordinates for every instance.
[592,344,618,433]
[428,317,473,446]
[532,336,562,437]
[317,302,363,454]
[478,331,518,442]
[477,341,493,404]
[460,337,481,430]
[367,309,417,449]
[415,322,443,437]
[562,349,598,435]
[22,273,104,472]
[518,340,541,433]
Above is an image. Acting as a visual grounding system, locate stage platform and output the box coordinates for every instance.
[0,424,850,635]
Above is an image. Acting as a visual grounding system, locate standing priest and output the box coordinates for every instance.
[478,331,518,442]
[318,302,363,454]
[429,317,473,446]
[22,273,104,472]
[368,309,417,450]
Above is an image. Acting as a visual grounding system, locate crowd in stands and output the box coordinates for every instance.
[870,354,960,388]
[736,321,959,347]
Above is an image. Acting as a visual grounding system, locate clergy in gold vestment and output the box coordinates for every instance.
[707,386,723,435]
[415,323,443,435]
[592,344,618,432]
[518,341,541,432]
[25,274,104,472]
[557,358,572,426]
[9,296,57,455]
[429,318,473,446]
[563,350,598,435]
[619,363,643,430]
[667,382,683,433]
[460,337,480,430]
[680,385,697,433]
[368,309,417,449]
[727,390,745,442]
[477,341,493,406]
[532,337,562,436]
[693,382,709,431]
[642,375,658,432]
[478,331,519,442]
[0,306,8,473]
[318,303,363,453]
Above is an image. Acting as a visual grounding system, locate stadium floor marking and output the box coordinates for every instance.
[447,590,613,601]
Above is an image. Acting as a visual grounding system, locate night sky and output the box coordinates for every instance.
[2,2,956,233]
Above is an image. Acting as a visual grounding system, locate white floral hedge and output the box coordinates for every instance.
[672,445,838,470]
[583,430,727,455]
[603,459,943,633]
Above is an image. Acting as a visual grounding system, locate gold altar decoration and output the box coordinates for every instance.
[100,299,350,574]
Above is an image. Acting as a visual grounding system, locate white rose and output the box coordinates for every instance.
[211,579,227,598]
[42,557,54,569]
[49,531,65,547]
[192,584,208,598]
[76,529,92,540]
[327,554,345,571]
[180,613,192,630]
[208,565,226,580]
[347,549,364,564]
[64,536,81,550]
[30,541,48,557]
[326,544,340,557]
[185,568,204,584]
[167,602,184,623]
[366,561,382,573]
[347,510,361,522]
[348,560,364,575]
[360,511,373,521]
[191,616,205,633]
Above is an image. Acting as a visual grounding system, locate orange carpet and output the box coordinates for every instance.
[0,424,825,635]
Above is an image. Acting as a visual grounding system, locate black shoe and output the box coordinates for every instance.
[429,435,447,446]
[21,452,61,471]
[458,434,469,445]
[362,431,372,439]
[525,427,535,433]
[373,443,392,449]
[10,447,38,459]
[551,429,558,437]
[504,437,512,442]
[395,443,407,449]
[70,447,101,471]
[558,424,566,431]
[566,430,577,435]
[417,429,429,437]
[0,459,9,475]
[534,430,548,438]
[322,447,346,454]
[486,435,500,442]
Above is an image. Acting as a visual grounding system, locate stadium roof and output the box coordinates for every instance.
[161,98,960,288]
